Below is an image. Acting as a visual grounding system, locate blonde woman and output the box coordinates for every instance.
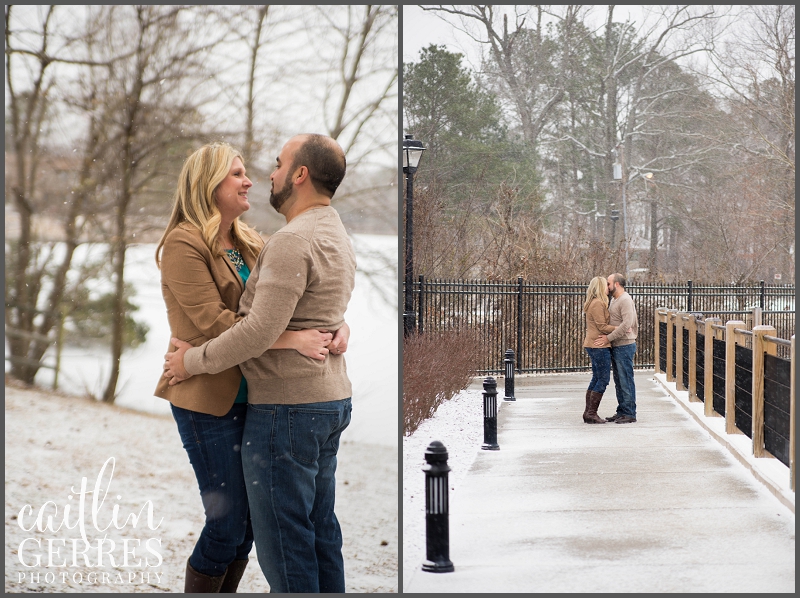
[153,142,347,592]
[582,276,617,423]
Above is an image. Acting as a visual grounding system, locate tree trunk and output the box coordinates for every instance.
[244,5,269,163]
[102,141,135,403]
[102,218,128,403]
[649,200,659,277]
[6,6,54,384]
[102,7,147,403]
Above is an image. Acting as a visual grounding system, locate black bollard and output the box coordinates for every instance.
[482,377,500,450]
[503,349,516,401]
[422,441,454,573]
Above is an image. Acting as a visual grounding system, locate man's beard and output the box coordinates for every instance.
[269,178,293,212]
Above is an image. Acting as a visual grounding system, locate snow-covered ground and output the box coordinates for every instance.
[402,386,490,572]
[4,382,397,593]
[653,372,795,510]
[22,234,398,447]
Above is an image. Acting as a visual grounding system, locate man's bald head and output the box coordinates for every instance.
[290,134,347,198]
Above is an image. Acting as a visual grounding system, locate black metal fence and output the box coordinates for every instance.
[407,278,795,374]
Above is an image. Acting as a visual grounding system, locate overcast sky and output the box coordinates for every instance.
[403,5,484,69]
[403,5,698,69]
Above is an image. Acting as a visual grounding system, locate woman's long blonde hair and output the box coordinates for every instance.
[583,276,609,312]
[155,142,264,268]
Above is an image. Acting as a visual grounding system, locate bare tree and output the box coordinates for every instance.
[552,6,729,280]
[5,5,119,383]
[421,5,579,151]
[683,5,795,282]
[313,5,399,298]
[96,5,226,402]
[244,5,270,163]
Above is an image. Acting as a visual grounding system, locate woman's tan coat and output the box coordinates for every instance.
[583,297,616,348]
[153,222,260,416]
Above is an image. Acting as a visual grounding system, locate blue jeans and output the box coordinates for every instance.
[585,347,611,394]
[610,343,637,418]
[242,398,352,593]
[171,402,254,577]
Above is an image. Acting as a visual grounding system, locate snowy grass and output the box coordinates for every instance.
[4,382,397,593]
[402,385,497,571]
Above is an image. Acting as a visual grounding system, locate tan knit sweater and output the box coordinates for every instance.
[606,291,638,347]
[183,205,356,404]
[583,298,616,348]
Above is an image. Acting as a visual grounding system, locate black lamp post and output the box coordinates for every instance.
[403,134,426,337]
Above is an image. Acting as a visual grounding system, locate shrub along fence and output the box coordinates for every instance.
[406,278,795,374]
[655,308,795,492]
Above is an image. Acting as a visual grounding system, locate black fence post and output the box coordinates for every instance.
[504,349,516,401]
[482,377,500,450]
[516,276,523,371]
[687,279,693,312]
[422,441,454,573]
[418,275,425,334]
[760,280,765,309]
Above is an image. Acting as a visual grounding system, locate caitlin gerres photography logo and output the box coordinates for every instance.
[14,457,164,588]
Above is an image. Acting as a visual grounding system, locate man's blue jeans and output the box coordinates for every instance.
[242,398,352,593]
[585,347,611,394]
[610,343,637,418]
[171,402,254,577]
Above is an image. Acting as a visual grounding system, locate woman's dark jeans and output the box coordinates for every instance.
[171,402,254,577]
[585,347,611,394]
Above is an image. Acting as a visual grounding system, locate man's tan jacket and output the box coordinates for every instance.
[184,206,356,405]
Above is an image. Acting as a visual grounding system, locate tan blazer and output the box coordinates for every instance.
[583,297,616,348]
[153,222,260,416]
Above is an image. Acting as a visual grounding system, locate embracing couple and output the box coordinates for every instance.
[153,134,355,593]
[581,273,639,425]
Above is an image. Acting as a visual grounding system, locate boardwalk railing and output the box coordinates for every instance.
[408,278,794,374]
[655,308,795,492]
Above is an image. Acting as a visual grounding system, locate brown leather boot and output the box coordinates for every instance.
[584,391,606,424]
[184,558,226,593]
[582,389,592,422]
[219,558,248,593]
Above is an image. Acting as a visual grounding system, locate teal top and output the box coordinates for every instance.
[226,249,251,404]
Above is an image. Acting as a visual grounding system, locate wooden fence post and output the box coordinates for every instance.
[654,308,664,374]
[704,318,721,417]
[725,320,746,435]
[751,325,776,458]
[751,306,763,328]
[666,310,676,382]
[687,314,699,401]
[676,312,686,391]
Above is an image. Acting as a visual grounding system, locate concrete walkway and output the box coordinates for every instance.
[403,372,795,593]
